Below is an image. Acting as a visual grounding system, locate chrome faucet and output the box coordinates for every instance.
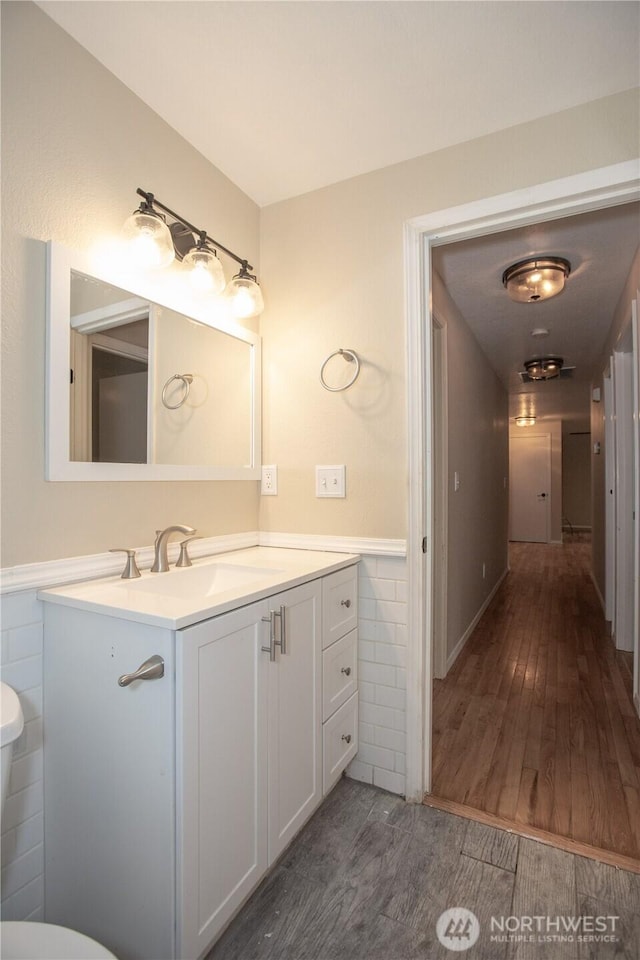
[151,524,196,573]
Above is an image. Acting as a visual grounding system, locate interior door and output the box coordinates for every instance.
[509,433,551,542]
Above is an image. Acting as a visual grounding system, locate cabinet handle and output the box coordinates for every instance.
[341,734,352,744]
[276,604,287,655]
[118,655,164,687]
[340,599,352,608]
[341,666,352,676]
[261,611,277,661]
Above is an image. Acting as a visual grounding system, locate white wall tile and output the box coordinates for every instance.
[1,656,42,694]
[346,758,374,784]
[373,767,405,794]
[373,726,405,752]
[0,592,43,631]
[0,843,43,900]
[349,552,408,796]
[0,590,45,921]
[3,781,43,833]
[359,660,396,688]
[9,624,43,660]
[357,742,395,772]
[9,750,43,795]
[375,686,406,711]
[0,876,44,922]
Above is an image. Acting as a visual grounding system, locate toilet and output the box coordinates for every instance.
[0,682,117,960]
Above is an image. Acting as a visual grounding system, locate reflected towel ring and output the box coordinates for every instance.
[162,373,193,409]
[320,349,360,392]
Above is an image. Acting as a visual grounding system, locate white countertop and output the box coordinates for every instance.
[37,547,360,629]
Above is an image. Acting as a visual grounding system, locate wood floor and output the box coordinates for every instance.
[431,536,640,863]
[208,777,640,959]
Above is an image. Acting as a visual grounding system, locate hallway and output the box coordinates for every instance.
[430,537,640,864]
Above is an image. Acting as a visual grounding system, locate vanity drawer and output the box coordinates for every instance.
[322,692,358,794]
[322,629,357,721]
[322,565,358,649]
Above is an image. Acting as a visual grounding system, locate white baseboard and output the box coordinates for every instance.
[445,567,509,674]
[0,532,406,595]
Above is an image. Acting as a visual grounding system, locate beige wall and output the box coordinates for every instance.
[432,275,509,661]
[2,2,639,567]
[1,2,261,566]
[591,245,640,600]
[259,88,640,540]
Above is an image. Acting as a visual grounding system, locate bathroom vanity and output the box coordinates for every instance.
[39,548,359,960]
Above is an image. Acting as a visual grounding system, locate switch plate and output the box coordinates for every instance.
[454,471,461,492]
[316,465,346,498]
[261,465,278,495]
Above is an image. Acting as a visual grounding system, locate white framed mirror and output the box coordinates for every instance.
[46,241,261,481]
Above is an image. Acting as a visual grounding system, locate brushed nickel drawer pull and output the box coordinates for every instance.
[118,655,164,687]
[341,734,352,744]
[341,666,352,676]
[340,599,352,608]
[261,611,277,662]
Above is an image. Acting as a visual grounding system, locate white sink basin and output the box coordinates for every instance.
[125,563,283,600]
[38,547,360,629]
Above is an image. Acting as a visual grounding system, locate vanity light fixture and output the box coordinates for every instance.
[502,256,570,303]
[123,188,263,316]
[182,234,225,295]
[515,416,537,427]
[524,356,563,380]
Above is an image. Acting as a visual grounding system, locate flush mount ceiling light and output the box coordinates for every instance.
[515,416,537,427]
[502,256,570,303]
[122,188,263,316]
[524,356,563,380]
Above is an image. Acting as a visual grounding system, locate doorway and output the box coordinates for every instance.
[403,160,640,811]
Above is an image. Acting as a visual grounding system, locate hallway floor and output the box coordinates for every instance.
[208,777,640,959]
[431,537,640,863]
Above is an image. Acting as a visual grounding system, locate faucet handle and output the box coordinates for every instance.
[176,537,201,568]
[109,548,142,580]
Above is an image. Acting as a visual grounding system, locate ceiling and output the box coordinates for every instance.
[432,201,640,427]
[37,1,639,206]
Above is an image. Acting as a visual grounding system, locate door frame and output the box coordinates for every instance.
[613,341,635,652]
[403,159,640,801]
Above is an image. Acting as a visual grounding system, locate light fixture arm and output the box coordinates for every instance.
[135,187,253,272]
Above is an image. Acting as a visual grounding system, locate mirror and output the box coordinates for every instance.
[46,242,261,481]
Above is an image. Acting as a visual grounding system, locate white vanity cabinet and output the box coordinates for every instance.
[41,552,357,960]
[177,579,322,960]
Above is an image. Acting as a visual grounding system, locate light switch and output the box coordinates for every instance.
[454,471,461,492]
[316,465,346,498]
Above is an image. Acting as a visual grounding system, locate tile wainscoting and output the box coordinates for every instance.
[0,532,407,920]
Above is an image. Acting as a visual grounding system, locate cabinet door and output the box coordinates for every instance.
[177,601,269,960]
[267,579,322,863]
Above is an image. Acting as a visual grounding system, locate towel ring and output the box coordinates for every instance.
[320,349,360,392]
[162,374,193,409]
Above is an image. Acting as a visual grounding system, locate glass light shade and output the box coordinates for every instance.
[515,416,536,427]
[524,357,563,380]
[225,275,264,319]
[503,257,570,303]
[122,211,175,270]
[182,246,225,294]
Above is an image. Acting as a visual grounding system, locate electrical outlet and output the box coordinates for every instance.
[261,465,278,495]
[316,465,346,498]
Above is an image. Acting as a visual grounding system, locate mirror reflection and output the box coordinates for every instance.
[69,272,252,468]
